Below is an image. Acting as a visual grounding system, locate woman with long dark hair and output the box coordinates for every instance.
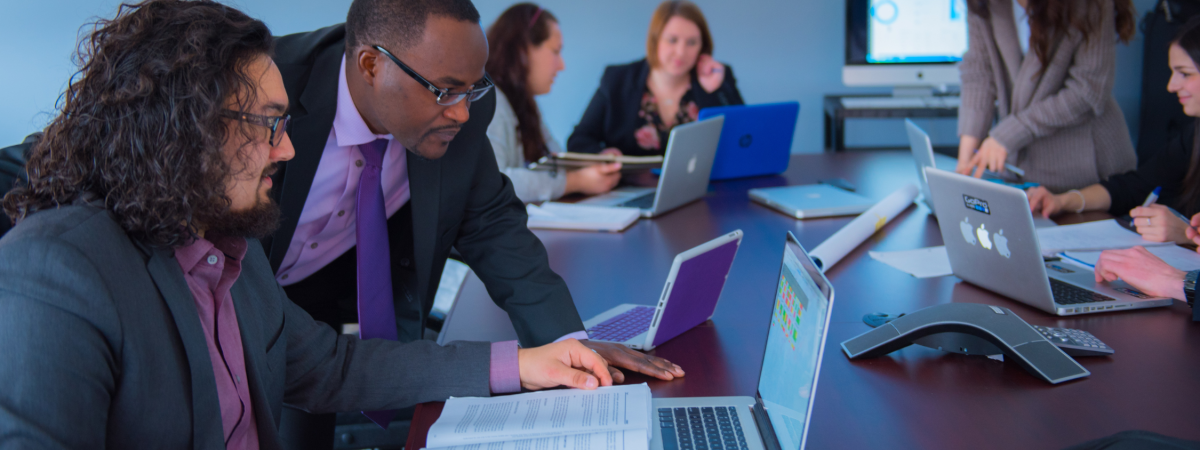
[486,3,621,202]
[566,0,743,157]
[957,0,1138,193]
[1028,18,1200,246]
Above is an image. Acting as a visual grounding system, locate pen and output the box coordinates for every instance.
[1142,187,1162,208]
[1004,164,1025,178]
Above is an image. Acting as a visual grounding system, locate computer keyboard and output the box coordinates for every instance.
[658,406,749,450]
[587,305,655,342]
[1032,325,1114,357]
[1049,278,1116,305]
[618,193,655,210]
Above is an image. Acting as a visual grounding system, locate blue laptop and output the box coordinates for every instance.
[697,102,799,180]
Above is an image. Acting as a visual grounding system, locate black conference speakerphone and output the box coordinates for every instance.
[862,312,1115,357]
[844,303,1097,384]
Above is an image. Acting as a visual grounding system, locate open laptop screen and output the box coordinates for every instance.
[756,234,833,450]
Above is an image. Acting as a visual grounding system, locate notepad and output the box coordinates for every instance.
[526,202,641,232]
[423,384,652,450]
[528,152,664,171]
[1035,219,1174,257]
[868,246,953,278]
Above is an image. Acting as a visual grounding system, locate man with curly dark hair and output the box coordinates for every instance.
[0,1,613,447]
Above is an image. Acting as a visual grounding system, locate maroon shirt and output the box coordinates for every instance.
[175,236,258,449]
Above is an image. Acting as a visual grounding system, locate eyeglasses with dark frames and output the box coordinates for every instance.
[222,109,291,147]
[372,45,494,106]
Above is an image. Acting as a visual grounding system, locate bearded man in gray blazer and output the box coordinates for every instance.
[0,1,611,448]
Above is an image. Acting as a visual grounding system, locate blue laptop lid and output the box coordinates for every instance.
[697,102,799,181]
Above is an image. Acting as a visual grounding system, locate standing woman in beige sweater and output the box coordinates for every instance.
[957,0,1138,193]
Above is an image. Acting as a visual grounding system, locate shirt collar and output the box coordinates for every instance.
[333,54,394,148]
[174,235,249,273]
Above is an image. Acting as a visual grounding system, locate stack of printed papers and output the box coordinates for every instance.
[423,384,652,450]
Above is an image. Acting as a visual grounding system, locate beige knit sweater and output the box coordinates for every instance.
[958,0,1136,192]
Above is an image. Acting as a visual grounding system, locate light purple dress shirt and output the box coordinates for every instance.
[175,236,258,450]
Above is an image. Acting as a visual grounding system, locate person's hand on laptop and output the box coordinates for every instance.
[518,338,614,391]
[1094,246,1186,301]
[581,340,684,383]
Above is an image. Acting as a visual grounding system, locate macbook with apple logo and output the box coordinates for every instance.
[924,168,1173,316]
[579,116,724,218]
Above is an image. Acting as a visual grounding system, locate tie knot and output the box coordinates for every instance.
[360,139,389,167]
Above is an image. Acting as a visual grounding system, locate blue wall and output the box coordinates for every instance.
[0,0,1159,153]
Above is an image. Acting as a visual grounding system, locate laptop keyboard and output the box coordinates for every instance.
[1050,278,1116,305]
[587,305,655,342]
[618,193,655,210]
[658,406,749,450]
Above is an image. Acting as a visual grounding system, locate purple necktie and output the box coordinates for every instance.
[356,138,398,428]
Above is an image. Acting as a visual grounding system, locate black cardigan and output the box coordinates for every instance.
[1100,120,1199,217]
[566,58,744,156]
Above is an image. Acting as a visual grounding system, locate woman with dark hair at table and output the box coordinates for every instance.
[486,3,621,202]
[566,0,743,157]
[956,0,1138,193]
[1028,18,1200,246]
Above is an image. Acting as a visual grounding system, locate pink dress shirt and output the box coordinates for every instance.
[274,56,410,285]
[175,236,258,449]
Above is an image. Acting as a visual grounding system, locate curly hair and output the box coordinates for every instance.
[2,0,273,248]
[486,3,558,164]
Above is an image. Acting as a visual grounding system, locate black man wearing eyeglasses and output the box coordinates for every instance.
[266,1,685,449]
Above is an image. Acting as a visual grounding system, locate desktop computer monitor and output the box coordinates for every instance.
[843,0,968,92]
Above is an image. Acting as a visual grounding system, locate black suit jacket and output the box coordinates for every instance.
[266,24,584,347]
[567,58,744,157]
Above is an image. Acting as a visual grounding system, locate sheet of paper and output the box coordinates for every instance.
[1035,219,1174,257]
[1061,245,1200,271]
[868,246,952,278]
[527,203,641,232]
[426,430,649,450]
[426,384,651,448]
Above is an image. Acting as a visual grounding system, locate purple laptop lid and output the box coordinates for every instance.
[651,238,740,347]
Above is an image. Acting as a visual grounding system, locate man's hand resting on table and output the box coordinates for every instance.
[582,340,685,383]
[518,339,614,390]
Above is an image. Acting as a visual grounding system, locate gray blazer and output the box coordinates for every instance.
[488,89,569,203]
[0,203,491,449]
[958,0,1136,192]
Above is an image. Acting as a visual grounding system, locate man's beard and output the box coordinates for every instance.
[203,198,281,239]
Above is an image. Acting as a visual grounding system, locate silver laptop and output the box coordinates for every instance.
[584,230,742,351]
[904,119,938,213]
[651,231,834,450]
[747,184,875,219]
[925,168,1173,315]
[580,116,724,218]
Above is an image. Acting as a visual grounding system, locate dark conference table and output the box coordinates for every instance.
[411,151,1200,450]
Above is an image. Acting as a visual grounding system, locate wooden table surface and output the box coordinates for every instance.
[411,151,1200,450]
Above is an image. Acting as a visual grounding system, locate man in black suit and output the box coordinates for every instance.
[266,0,684,446]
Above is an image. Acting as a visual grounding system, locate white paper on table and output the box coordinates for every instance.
[526,202,641,232]
[426,384,651,448]
[1035,219,1174,257]
[809,184,919,271]
[1061,245,1200,271]
[425,429,649,450]
[868,246,952,278]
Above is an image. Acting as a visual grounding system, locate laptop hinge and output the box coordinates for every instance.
[751,397,782,450]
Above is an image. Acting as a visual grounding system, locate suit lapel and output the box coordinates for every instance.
[406,151,441,303]
[229,276,285,450]
[269,41,345,271]
[143,246,226,450]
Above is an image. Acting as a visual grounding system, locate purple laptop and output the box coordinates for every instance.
[582,230,743,350]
